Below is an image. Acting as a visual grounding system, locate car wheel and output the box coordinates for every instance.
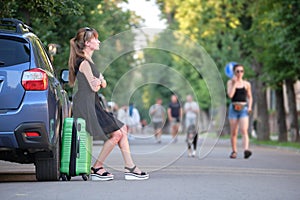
[35,136,60,181]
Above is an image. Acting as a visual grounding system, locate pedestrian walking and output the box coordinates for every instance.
[227,64,253,159]
[186,124,198,157]
[117,105,128,125]
[167,95,182,143]
[184,95,199,129]
[149,98,165,143]
[183,95,199,156]
[127,103,141,134]
[68,27,149,180]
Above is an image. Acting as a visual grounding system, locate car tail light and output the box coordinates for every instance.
[25,132,40,137]
[22,68,48,91]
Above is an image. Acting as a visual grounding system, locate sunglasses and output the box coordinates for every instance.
[235,70,244,73]
[83,27,93,42]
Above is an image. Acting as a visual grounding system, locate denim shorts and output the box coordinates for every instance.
[228,103,248,119]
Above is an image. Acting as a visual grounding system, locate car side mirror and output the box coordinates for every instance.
[61,69,69,83]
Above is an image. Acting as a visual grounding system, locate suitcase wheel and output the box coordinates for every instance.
[82,174,88,181]
[61,174,68,181]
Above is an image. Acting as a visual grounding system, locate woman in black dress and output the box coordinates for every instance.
[68,27,149,181]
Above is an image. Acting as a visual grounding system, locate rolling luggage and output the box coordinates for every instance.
[60,118,92,181]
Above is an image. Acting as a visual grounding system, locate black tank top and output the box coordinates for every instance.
[232,87,247,102]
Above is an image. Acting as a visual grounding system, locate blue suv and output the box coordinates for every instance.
[0,18,70,181]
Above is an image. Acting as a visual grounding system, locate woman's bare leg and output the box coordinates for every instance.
[239,117,249,150]
[117,126,133,166]
[93,125,144,174]
[117,126,144,173]
[93,130,123,174]
[229,119,239,153]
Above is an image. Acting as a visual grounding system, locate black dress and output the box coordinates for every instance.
[72,58,124,140]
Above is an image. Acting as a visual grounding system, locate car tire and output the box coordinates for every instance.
[35,136,60,181]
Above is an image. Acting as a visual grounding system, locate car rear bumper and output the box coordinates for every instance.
[0,121,53,164]
[15,122,50,150]
[0,122,51,150]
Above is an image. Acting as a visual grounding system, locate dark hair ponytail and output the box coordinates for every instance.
[68,30,86,87]
[68,28,99,87]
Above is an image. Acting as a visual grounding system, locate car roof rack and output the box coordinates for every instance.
[0,18,33,34]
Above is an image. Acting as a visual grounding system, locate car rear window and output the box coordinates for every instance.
[0,37,30,67]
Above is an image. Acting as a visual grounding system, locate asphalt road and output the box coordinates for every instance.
[0,133,300,200]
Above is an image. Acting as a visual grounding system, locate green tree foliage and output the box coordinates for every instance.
[0,0,83,25]
[248,0,300,142]
[0,0,133,73]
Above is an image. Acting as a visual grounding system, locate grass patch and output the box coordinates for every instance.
[220,134,300,149]
[252,139,300,149]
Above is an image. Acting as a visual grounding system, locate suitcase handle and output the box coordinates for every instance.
[76,135,80,158]
[75,119,81,158]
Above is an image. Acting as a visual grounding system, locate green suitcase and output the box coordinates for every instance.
[60,118,92,181]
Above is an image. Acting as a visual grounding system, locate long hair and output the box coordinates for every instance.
[68,27,99,87]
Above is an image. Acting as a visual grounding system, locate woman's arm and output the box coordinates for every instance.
[79,60,101,92]
[246,81,253,112]
[227,78,237,99]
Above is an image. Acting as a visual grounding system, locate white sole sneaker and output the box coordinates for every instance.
[91,173,114,181]
[192,151,196,157]
[124,172,149,180]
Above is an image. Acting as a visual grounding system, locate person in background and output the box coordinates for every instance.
[108,102,118,118]
[68,27,149,180]
[167,95,182,143]
[127,103,141,134]
[117,105,128,125]
[183,95,199,157]
[149,98,165,143]
[227,64,253,159]
[184,95,199,130]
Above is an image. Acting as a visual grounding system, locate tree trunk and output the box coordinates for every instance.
[285,79,300,142]
[252,62,270,141]
[275,86,288,142]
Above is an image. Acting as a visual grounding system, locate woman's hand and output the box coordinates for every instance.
[99,73,104,80]
[227,76,237,98]
[99,73,107,88]
[231,75,237,84]
[248,108,252,114]
[91,77,101,88]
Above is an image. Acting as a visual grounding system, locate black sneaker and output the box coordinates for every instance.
[244,150,252,159]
